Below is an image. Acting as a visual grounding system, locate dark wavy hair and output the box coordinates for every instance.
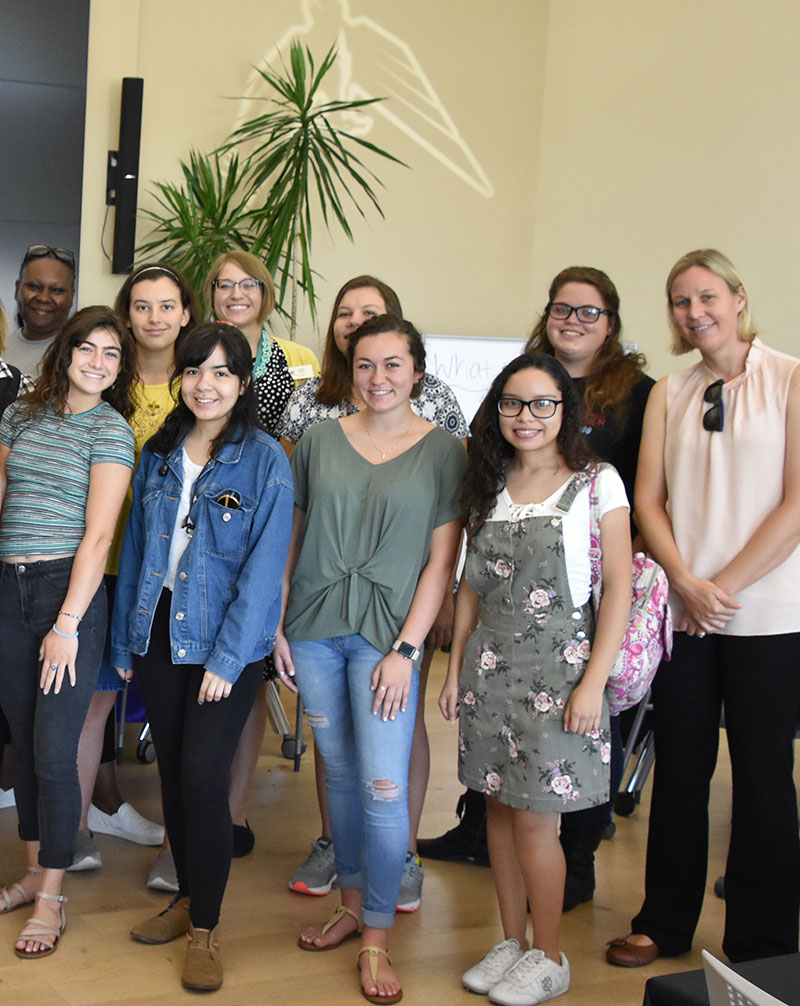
[147,323,257,460]
[463,353,594,542]
[317,275,403,405]
[114,262,199,362]
[525,266,647,420]
[346,313,425,398]
[18,305,135,419]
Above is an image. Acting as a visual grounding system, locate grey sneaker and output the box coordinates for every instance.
[289,837,338,895]
[396,852,424,912]
[67,829,102,871]
[462,939,524,994]
[489,949,570,1006]
[148,849,179,893]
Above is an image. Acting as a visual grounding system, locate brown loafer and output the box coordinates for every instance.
[182,924,222,991]
[606,936,660,967]
[131,895,190,944]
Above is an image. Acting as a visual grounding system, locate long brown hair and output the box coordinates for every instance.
[525,266,647,418]
[18,306,136,419]
[317,276,402,406]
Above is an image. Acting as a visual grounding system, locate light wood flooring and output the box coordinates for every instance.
[0,652,791,1006]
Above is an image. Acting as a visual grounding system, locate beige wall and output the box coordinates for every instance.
[82,1,797,379]
[81,0,548,356]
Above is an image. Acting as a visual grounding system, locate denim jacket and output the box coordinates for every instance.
[110,429,293,683]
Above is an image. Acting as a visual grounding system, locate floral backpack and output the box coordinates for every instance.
[581,464,673,714]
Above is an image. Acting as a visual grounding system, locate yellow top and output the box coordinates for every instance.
[273,337,320,387]
[106,380,178,574]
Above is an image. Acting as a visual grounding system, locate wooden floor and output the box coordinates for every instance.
[0,652,791,1006]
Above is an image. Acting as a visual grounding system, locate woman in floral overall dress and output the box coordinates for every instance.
[440,354,631,1006]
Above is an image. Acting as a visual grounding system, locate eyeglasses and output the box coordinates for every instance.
[497,397,563,419]
[546,302,614,324]
[703,379,724,433]
[212,279,264,293]
[23,245,76,270]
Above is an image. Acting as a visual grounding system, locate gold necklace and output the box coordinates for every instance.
[362,419,412,460]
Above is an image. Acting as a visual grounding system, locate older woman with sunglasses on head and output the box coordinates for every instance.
[607,249,800,968]
[8,245,76,375]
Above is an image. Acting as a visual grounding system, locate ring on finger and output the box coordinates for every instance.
[50,664,58,671]
[379,684,387,691]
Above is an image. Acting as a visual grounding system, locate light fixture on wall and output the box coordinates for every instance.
[106,77,144,274]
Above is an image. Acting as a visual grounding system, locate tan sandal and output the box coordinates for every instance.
[0,866,41,915]
[297,904,362,952]
[357,945,403,1005]
[14,890,67,959]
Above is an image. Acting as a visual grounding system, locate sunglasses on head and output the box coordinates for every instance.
[703,379,724,433]
[23,245,76,271]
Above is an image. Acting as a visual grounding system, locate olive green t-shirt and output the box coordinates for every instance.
[285,420,466,658]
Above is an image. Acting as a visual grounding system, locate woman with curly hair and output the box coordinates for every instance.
[439,353,631,1005]
[0,306,135,957]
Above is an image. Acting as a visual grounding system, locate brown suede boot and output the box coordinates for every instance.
[182,924,222,991]
[130,895,190,944]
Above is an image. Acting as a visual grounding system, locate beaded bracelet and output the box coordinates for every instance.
[52,624,79,639]
[58,610,82,622]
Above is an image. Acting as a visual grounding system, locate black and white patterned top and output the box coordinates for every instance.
[253,340,295,438]
[275,372,470,443]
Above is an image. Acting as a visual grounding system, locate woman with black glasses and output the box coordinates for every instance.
[204,251,294,438]
[607,249,800,967]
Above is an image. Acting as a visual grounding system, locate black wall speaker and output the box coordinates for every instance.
[106,77,144,274]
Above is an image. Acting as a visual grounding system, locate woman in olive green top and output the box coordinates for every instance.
[274,315,465,1005]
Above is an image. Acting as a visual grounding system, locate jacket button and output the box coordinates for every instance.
[175,611,185,621]
[179,571,187,581]
[222,512,231,522]
[177,648,186,658]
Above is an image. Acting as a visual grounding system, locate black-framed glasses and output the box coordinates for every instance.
[703,379,724,433]
[546,302,614,324]
[498,397,563,419]
[23,244,75,270]
[212,278,264,293]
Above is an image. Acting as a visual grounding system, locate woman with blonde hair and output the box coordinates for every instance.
[607,249,800,967]
[204,251,294,437]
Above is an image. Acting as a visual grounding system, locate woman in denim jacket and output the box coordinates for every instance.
[111,323,293,992]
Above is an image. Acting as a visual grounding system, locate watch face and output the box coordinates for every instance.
[395,641,418,660]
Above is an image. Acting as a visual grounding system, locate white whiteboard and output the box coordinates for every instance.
[423,333,526,424]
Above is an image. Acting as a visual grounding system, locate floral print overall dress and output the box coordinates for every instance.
[458,474,611,813]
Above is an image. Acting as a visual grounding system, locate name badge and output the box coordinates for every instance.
[289,364,314,382]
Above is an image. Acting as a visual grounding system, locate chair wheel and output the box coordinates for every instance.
[137,739,156,764]
[281,735,306,760]
[614,791,637,817]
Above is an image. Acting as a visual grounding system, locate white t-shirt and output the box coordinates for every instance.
[4,328,53,377]
[489,468,628,607]
[165,449,204,591]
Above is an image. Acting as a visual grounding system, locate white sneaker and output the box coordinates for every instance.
[463,939,524,994]
[88,802,164,846]
[67,830,103,871]
[0,787,15,809]
[148,849,179,892]
[488,949,570,1006]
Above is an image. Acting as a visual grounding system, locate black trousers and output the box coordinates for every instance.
[134,592,262,930]
[631,632,800,962]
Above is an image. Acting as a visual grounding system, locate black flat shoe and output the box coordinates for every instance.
[232,821,255,858]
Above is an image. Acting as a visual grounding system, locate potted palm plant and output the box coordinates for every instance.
[138,41,405,331]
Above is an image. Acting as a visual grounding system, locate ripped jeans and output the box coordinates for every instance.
[291,635,419,929]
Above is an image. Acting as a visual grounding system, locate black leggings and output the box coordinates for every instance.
[134,592,262,929]
[632,631,800,962]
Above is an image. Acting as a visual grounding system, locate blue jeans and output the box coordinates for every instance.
[291,635,419,929]
[0,558,105,868]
